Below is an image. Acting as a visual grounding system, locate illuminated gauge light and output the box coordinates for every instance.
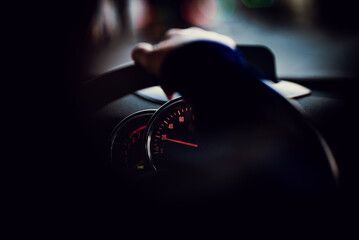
[145,98,199,170]
[110,110,156,176]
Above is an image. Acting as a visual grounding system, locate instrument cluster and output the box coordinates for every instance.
[110,97,196,176]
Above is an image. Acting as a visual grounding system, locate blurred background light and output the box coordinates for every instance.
[91,0,120,45]
[82,0,359,80]
[181,0,217,26]
[241,0,275,8]
[130,0,154,29]
[181,0,237,27]
[215,0,237,21]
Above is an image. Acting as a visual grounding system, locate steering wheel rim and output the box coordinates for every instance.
[80,62,159,114]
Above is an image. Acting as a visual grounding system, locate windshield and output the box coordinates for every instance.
[82,0,359,79]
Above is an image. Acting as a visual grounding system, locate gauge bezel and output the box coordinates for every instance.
[109,109,156,173]
[145,97,194,170]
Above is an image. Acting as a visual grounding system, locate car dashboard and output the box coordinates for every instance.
[84,45,359,205]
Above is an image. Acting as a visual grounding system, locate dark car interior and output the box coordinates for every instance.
[7,0,359,231]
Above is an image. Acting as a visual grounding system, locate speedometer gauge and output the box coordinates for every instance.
[145,98,199,170]
[110,110,155,176]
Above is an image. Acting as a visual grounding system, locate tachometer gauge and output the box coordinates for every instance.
[110,110,155,176]
[145,98,199,170]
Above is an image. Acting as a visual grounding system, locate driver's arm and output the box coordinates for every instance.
[132,27,275,112]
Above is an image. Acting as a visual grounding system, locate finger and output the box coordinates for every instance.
[163,28,181,40]
[132,42,165,76]
[131,42,154,68]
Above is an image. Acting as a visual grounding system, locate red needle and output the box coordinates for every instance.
[165,137,198,148]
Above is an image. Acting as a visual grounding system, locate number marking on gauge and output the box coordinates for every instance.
[146,99,198,170]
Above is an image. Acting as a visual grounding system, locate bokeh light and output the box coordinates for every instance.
[214,0,237,21]
[181,0,237,27]
[91,0,119,44]
[130,0,154,29]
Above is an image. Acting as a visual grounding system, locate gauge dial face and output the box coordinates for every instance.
[110,110,155,176]
[146,98,199,170]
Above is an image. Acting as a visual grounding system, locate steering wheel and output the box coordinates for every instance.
[80,50,339,207]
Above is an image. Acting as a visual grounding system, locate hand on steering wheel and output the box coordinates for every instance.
[131,27,236,78]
